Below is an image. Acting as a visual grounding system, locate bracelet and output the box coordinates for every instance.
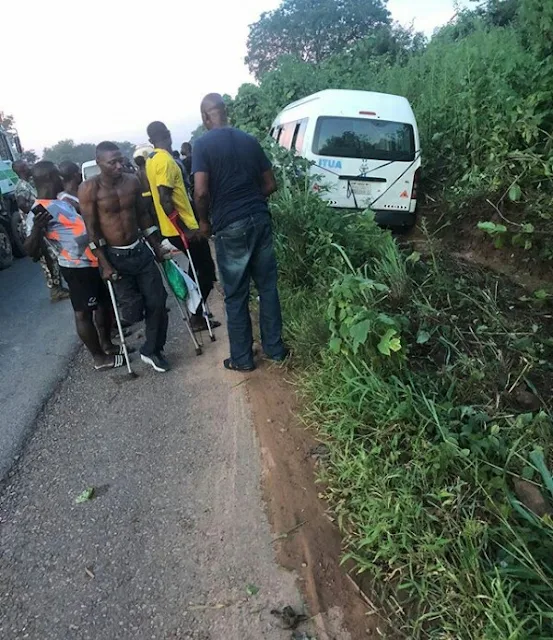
[144,225,158,238]
[88,239,107,250]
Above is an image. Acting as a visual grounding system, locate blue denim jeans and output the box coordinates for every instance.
[215,214,285,368]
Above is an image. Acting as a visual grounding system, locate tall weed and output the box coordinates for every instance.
[271,150,553,638]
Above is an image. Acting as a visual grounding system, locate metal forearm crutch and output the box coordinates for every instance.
[107,279,137,378]
[169,213,216,343]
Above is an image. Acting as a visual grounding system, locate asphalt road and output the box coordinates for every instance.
[0,259,77,480]
[0,289,305,639]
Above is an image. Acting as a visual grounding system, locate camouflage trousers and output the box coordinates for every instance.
[39,243,61,289]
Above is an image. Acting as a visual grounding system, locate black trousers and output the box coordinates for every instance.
[167,236,216,312]
[106,242,168,356]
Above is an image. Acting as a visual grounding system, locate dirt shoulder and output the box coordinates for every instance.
[246,362,390,639]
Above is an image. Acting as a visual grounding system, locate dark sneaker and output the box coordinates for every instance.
[141,353,170,372]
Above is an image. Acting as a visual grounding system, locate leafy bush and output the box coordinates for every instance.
[270,148,553,638]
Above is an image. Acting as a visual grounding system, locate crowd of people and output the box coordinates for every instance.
[19,93,287,373]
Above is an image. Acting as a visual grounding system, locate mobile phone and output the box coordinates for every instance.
[31,203,49,216]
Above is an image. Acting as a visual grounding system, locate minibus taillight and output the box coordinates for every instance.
[411,168,421,200]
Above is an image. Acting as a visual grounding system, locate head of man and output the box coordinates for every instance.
[12,159,31,181]
[32,161,63,199]
[96,141,124,180]
[180,142,192,158]
[200,93,228,131]
[134,155,146,169]
[147,121,172,151]
[172,150,180,160]
[59,160,82,189]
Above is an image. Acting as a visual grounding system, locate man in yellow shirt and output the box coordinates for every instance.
[146,121,218,331]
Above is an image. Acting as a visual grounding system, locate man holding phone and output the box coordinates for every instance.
[24,162,123,371]
[13,159,70,302]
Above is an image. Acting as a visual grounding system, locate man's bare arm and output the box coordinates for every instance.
[193,172,211,236]
[78,180,116,280]
[133,177,163,259]
[79,180,102,241]
[158,185,174,218]
[158,184,195,237]
[261,169,278,198]
[133,176,154,230]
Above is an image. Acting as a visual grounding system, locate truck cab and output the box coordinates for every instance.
[0,126,26,269]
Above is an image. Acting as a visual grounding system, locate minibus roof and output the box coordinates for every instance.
[276,89,416,125]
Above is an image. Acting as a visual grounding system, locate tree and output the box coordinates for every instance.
[519,0,553,59]
[0,112,16,134]
[42,139,136,165]
[246,0,391,79]
[43,140,96,165]
[20,150,38,164]
[471,0,519,27]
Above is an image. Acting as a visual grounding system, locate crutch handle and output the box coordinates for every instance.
[168,211,190,251]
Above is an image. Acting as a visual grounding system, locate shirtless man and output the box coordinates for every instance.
[79,141,170,373]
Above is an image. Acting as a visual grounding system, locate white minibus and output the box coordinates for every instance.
[270,89,421,228]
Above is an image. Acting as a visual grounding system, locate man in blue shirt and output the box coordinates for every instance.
[193,93,287,371]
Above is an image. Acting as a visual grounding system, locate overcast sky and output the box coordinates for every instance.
[3,0,470,153]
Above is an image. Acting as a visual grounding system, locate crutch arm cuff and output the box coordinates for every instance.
[144,225,159,238]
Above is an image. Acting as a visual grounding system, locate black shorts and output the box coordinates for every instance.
[60,266,109,312]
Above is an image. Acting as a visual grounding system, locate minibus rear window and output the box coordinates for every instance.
[313,116,415,162]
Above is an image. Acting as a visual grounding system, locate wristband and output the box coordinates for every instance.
[144,225,158,238]
[88,239,107,250]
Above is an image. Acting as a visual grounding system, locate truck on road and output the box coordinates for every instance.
[0,126,26,269]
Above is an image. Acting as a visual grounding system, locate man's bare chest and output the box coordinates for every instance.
[97,185,135,215]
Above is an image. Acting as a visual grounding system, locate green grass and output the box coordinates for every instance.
[270,152,553,638]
